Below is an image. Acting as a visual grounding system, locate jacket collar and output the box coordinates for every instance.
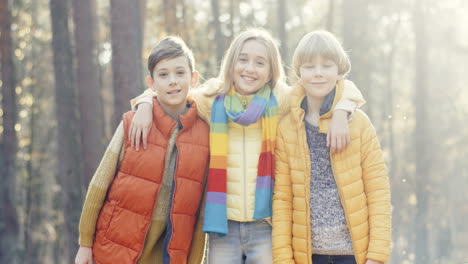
[290,80,345,131]
[152,97,198,138]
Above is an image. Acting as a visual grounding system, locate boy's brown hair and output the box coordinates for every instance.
[147,36,195,78]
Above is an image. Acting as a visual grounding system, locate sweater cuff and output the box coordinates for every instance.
[366,251,390,263]
[130,88,156,111]
[131,96,153,111]
[79,233,94,247]
[334,99,357,120]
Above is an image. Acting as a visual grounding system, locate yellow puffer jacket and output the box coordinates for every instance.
[272,82,391,264]
[192,78,291,221]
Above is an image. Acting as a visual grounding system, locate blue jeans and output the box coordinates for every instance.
[312,254,357,264]
[208,220,272,264]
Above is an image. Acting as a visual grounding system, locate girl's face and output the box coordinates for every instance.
[299,55,341,99]
[233,40,272,95]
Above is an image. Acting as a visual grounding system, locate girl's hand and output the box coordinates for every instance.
[366,260,384,264]
[327,109,350,153]
[75,246,93,264]
[129,103,153,151]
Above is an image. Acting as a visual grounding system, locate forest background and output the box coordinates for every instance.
[0,0,467,263]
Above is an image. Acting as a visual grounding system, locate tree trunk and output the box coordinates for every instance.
[413,0,430,262]
[383,17,401,264]
[277,0,288,71]
[341,0,372,116]
[0,0,19,262]
[49,0,84,261]
[163,0,178,34]
[110,0,143,127]
[140,0,146,40]
[211,0,224,64]
[229,0,236,41]
[326,0,335,31]
[72,0,105,187]
[180,0,190,43]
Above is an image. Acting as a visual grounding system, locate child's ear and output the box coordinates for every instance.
[147,76,155,90]
[190,71,199,88]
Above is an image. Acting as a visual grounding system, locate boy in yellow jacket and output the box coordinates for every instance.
[272,30,391,264]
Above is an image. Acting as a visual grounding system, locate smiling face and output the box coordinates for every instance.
[147,56,198,112]
[233,40,272,95]
[299,55,342,99]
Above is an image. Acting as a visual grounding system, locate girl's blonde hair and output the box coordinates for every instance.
[292,30,351,79]
[215,28,284,95]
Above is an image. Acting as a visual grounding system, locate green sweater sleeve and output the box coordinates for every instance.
[78,122,125,247]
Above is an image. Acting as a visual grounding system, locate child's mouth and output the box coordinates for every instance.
[167,89,181,95]
[242,75,257,82]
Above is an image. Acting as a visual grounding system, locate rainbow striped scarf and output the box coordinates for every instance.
[203,85,278,236]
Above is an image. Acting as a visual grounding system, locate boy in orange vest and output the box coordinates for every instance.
[75,37,209,264]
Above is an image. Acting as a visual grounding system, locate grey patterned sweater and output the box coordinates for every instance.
[305,120,354,255]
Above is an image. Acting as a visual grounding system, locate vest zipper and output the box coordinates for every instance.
[136,126,179,264]
[165,132,181,264]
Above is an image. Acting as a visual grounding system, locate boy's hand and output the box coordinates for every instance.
[75,246,93,264]
[366,260,383,264]
[129,103,153,151]
[327,109,350,153]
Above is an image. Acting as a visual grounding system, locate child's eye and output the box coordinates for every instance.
[177,71,185,75]
[256,61,265,66]
[238,57,248,62]
[159,73,168,77]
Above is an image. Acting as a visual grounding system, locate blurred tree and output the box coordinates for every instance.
[49,0,83,262]
[211,0,224,64]
[412,0,430,262]
[110,0,144,127]
[17,1,58,262]
[179,0,191,43]
[163,0,178,34]
[229,0,236,41]
[277,0,288,68]
[0,0,19,262]
[72,0,106,187]
[140,0,146,42]
[326,0,335,31]
[341,0,373,116]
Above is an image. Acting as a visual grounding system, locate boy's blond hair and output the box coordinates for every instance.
[214,28,284,95]
[292,30,351,79]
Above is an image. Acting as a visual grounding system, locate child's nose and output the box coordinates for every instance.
[169,74,177,84]
[245,61,255,72]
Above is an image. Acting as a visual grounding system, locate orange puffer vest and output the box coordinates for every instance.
[93,98,210,264]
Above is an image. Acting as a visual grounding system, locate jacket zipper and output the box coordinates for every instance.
[329,148,358,262]
[243,126,248,220]
[302,121,313,263]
